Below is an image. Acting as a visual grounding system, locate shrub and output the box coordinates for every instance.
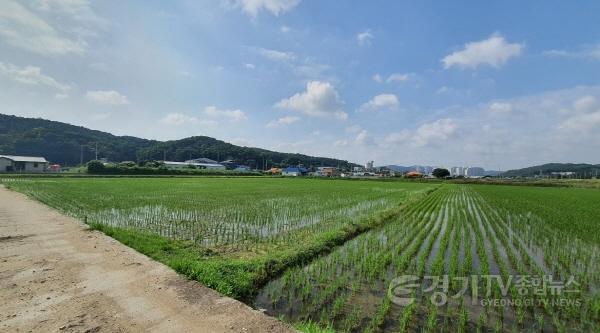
[86,160,105,173]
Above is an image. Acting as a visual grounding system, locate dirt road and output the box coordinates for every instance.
[0,186,294,333]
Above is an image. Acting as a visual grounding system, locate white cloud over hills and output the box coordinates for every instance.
[275,81,348,120]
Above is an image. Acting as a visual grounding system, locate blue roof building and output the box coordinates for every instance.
[282,167,308,176]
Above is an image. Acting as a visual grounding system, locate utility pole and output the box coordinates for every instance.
[95,142,98,160]
[163,149,166,162]
[80,145,84,166]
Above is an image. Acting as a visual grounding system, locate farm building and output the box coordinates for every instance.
[282,167,308,176]
[267,167,282,174]
[0,155,49,173]
[163,161,226,170]
[219,160,237,169]
[185,157,219,164]
[315,167,338,177]
[49,164,61,172]
[404,171,423,178]
[234,165,252,172]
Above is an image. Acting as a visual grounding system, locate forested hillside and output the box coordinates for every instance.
[0,114,356,169]
[503,163,600,177]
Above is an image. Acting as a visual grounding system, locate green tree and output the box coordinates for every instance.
[432,168,450,178]
[87,160,105,173]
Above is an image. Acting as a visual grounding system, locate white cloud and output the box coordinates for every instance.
[85,90,129,105]
[0,62,70,92]
[386,73,411,82]
[280,25,291,33]
[354,129,374,145]
[560,111,600,133]
[573,95,597,111]
[229,137,251,146]
[436,86,450,94]
[266,116,300,128]
[204,105,247,121]
[543,44,600,61]
[357,29,373,46]
[275,81,347,120]
[412,118,459,147]
[159,113,198,126]
[334,139,348,147]
[159,113,219,127]
[442,33,524,69]
[244,63,256,69]
[257,47,296,62]
[34,0,108,28]
[232,0,301,17]
[384,130,411,144]
[488,102,513,114]
[373,73,412,83]
[345,125,362,134]
[358,94,399,112]
[0,0,98,56]
[293,61,331,79]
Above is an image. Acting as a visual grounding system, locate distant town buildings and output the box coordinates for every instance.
[465,167,485,177]
[450,166,464,177]
[444,166,486,178]
[415,165,433,174]
[550,171,576,177]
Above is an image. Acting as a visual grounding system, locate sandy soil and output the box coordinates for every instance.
[0,186,294,333]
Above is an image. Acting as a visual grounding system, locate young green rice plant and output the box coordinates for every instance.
[424,300,438,333]
[396,296,417,333]
[362,295,391,333]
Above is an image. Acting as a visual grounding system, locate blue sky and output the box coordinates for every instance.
[1,0,600,169]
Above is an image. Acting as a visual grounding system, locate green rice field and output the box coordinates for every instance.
[256,185,600,332]
[0,177,435,299]
[1,177,599,332]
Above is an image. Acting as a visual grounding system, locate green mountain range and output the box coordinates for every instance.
[0,114,356,169]
[503,163,600,177]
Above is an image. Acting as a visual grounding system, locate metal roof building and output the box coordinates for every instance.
[0,155,49,173]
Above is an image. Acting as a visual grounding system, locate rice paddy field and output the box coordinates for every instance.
[0,177,435,298]
[2,176,599,332]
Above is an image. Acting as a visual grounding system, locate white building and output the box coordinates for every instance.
[450,166,464,177]
[365,161,374,171]
[163,161,226,170]
[0,155,48,173]
[465,167,485,177]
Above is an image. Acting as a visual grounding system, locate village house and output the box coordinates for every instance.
[315,167,338,177]
[282,167,308,176]
[0,155,49,173]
